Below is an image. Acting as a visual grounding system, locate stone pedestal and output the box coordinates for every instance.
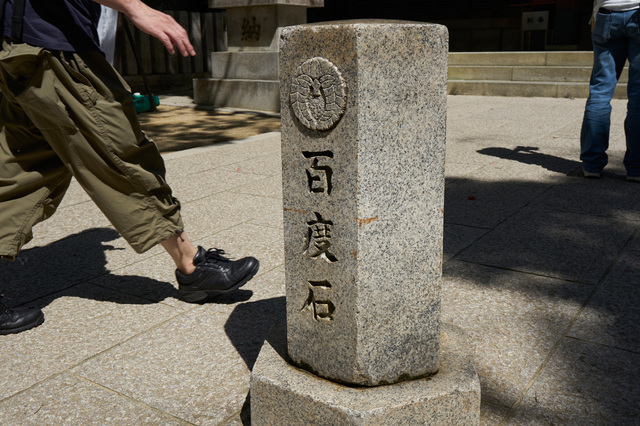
[251,21,480,423]
[193,0,323,111]
[251,322,481,425]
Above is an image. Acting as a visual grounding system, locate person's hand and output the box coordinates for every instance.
[97,0,196,56]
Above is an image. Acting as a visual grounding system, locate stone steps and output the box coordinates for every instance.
[448,51,629,99]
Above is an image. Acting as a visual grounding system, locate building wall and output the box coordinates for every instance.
[308,0,594,51]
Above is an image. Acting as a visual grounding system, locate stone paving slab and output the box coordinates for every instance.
[442,260,592,408]
[0,283,181,401]
[2,96,639,425]
[509,338,640,424]
[0,373,188,425]
[456,207,639,284]
[568,251,640,353]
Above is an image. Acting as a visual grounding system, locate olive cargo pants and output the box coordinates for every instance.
[0,41,183,260]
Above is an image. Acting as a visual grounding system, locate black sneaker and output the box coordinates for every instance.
[176,247,260,303]
[0,296,45,335]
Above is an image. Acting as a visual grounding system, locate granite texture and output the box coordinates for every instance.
[279,21,449,386]
[250,322,480,425]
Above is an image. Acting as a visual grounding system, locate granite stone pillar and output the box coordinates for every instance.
[251,21,480,424]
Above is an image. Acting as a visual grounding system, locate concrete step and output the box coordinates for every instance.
[449,65,629,83]
[448,80,628,99]
[448,51,629,98]
[449,51,594,66]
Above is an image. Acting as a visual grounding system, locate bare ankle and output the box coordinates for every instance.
[161,231,198,275]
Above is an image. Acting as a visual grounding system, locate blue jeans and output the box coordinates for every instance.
[580,9,640,176]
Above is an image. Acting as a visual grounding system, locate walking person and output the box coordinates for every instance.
[581,0,640,180]
[0,0,259,335]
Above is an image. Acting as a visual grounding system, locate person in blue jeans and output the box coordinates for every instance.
[581,1,640,181]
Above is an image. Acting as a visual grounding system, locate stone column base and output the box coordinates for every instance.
[193,78,280,112]
[250,322,481,425]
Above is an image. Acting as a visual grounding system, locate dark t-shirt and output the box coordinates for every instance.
[2,0,102,52]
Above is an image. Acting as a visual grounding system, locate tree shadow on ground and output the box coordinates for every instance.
[441,148,640,423]
[137,106,281,153]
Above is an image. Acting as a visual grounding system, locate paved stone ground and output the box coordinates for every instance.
[1,95,638,425]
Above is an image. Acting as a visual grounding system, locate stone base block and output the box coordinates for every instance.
[250,322,480,425]
[211,52,278,80]
[193,78,279,112]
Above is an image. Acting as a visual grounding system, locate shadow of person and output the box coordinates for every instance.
[0,227,180,307]
[477,146,582,176]
[224,296,286,370]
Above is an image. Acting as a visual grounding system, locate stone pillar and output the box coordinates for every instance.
[193,0,324,111]
[251,21,481,423]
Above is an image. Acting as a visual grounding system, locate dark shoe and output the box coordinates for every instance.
[0,297,44,335]
[176,247,260,303]
[627,175,640,182]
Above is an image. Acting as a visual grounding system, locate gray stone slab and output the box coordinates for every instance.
[57,177,91,209]
[179,191,283,240]
[442,261,592,407]
[447,118,515,147]
[251,322,480,425]
[0,373,184,425]
[0,283,180,401]
[280,21,447,386]
[510,338,640,425]
[568,252,640,353]
[22,201,110,250]
[534,176,640,222]
[443,224,489,264]
[444,179,548,229]
[445,163,487,186]
[72,271,286,425]
[219,152,283,177]
[167,167,264,203]
[233,174,283,199]
[456,208,638,284]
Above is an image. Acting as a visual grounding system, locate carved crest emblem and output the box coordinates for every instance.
[290,57,347,131]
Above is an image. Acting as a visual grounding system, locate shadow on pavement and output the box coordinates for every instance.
[138,106,281,153]
[1,228,178,308]
[477,145,581,176]
[225,296,286,370]
[442,150,640,422]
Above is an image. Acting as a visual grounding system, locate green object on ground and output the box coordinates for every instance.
[133,93,159,113]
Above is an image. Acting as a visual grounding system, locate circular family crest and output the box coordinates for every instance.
[290,57,347,131]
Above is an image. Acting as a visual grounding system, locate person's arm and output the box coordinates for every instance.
[94,0,196,57]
